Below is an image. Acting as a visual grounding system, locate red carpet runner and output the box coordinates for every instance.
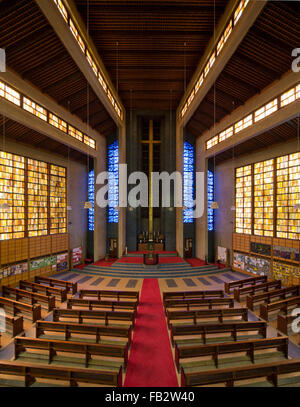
[124,279,178,387]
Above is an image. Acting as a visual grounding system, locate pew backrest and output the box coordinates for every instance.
[35,276,77,295]
[224,275,267,294]
[260,295,300,321]
[79,289,139,302]
[247,285,300,310]
[233,280,282,302]
[2,286,55,312]
[19,280,67,302]
[0,296,41,323]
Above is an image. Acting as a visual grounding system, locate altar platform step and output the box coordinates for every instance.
[71,264,231,279]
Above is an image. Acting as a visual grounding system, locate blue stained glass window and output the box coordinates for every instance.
[207,170,214,231]
[108,140,119,223]
[183,141,195,223]
[88,170,94,231]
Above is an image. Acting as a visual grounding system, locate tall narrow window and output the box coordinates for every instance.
[276,152,300,240]
[50,165,67,234]
[254,159,274,237]
[0,152,25,240]
[235,165,252,234]
[183,141,195,223]
[108,140,119,223]
[207,170,214,231]
[27,159,48,237]
[88,170,94,231]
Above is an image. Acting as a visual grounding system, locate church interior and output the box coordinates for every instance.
[0,0,299,389]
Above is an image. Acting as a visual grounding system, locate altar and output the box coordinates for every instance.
[137,233,165,252]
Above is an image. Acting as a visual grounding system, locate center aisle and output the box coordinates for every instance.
[124,278,178,387]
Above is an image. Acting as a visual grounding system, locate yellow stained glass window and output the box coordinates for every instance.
[234,114,253,133]
[49,113,67,133]
[204,52,215,78]
[187,90,195,106]
[84,135,96,150]
[68,125,83,142]
[0,81,21,106]
[281,86,298,107]
[70,19,85,53]
[195,74,204,94]
[276,152,300,240]
[254,159,274,237]
[98,72,107,93]
[234,0,249,25]
[54,0,68,23]
[86,50,98,76]
[219,126,233,142]
[27,159,48,237]
[50,165,67,235]
[235,165,252,234]
[0,151,25,240]
[254,98,278,122]
[23,97,47,121]
[217,20,232,56]
[206,136,218,150]
[181,103,188,118]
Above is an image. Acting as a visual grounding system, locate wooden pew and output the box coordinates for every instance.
[19,281,67,303]
[170,321,267,346]
[233,280,282,302]
[0,297,41,323]
[224,275,267,295]
[260,296,300,321]
[246,285,300,311]
[0,315,24,337]
[35,276,77,295]
[2,286,55,312]
[167,307,248,328]
[163,290,224,305]
[0,360,122,387]
[14,336,128,370]
[164,297,234,313]
[181,358,300,387]
[53,308,136,327]
[79,289,139,302]
[277,314,299,335]
[175,336,289,373]
[36,320,132,346]
[67,298,137,313]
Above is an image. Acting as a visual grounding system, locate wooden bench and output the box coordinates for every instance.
[0,315,24,337]
[181,358,300,387]
[224,275,268,295]
[14,336,128,370]
[170,321,267,346]
[35,276,77,295]
[246,285,300,311]
[79,289,139,302]
[233,280,282,302]
[175,336,289,373]
[163,290,224,305]
[260,295,300,321]
[167,307,248,327]
[164,297,234,313]
[0,297,41,323]
[0,360,122,387]
[277,314,299,335]
[36,320,132,346]
[2,286,55,312]
[19,281,67,303]
[53,308,136,327]
[67,298,137,313]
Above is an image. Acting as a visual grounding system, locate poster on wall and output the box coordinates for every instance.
[57,253,68,272]
[30,256,56,271]
[245,256,271,277]
[233,252,245,271]
[250,242,271,257]
[72,247,83,266]
[273,245,299,261]
[0,262,28,280]
[217,246,228,264]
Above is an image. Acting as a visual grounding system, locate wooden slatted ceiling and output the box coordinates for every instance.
[188,1,300,136]
[74,0,229,110]
[214,119,300,165]
[0,115,88,164]
[0,0,116,137]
